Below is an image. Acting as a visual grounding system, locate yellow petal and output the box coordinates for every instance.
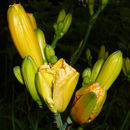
[52,59,79,112]
[35,70,56,113]
[27,13,37,30]
[7,4,43,67]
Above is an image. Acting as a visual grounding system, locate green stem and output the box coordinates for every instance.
[120,109,130,130]
[54,113,67,130]
[70,6,104,66]
[71,25,92,66]
[51,35,60,48]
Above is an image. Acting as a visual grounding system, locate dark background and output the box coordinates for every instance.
[0,0,130,130]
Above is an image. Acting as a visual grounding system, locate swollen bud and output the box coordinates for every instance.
[96,51,123,90]
[7,3,44,67]
[71,83,106,123]
[21,56,42,106]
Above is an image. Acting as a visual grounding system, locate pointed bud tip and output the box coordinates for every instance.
[116,50,122,55]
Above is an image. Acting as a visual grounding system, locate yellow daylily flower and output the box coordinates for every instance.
[7,3,43,67]
[35,59,79,113]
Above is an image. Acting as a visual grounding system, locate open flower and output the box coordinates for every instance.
[35,59,79,113]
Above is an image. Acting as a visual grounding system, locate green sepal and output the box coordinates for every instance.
[71,92,97,123]
[13,66,24,85]
[21,56,42,106]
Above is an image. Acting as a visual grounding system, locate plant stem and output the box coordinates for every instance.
[71,24,92,66]
[54,113,67,130]
[120,109,130,130]
[51,35,60,48]
[70,6,104,66]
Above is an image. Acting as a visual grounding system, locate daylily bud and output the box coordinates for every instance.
[53,9,72,42]
[57,9,66,23]
[7,4,43,67]
[27,13,37,30]
[98,45,105,59]
[82,67,91,78]
[35,59,79,113]
[104,51,109,60]
[82,76,90,85]
[122,58,127,76]
[45,45,56,64]
[125,57,130,77]
[85,48,91,60]
[122,57,130,80]
[86,0,95,16]
[101,0,109,10]
[90,59,104,82]
[21,56,42,106]
[82,67,91,85]
[85,48,92,67]
[96,51,123,90]
[71,83,106,123]
[62,13,72,35]
[49,56,58,65]
[35,28,48,64]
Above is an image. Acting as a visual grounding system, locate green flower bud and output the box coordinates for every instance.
[82,67,91,78]
[45,45,55,63]
[62,13,72,35]
[98,45,105,59]
[57,9,66,23]
[90,59,104,82]
[49,56,58,65]
[96,51,123,90]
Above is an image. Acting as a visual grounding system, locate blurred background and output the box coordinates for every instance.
[0,0,130,129]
